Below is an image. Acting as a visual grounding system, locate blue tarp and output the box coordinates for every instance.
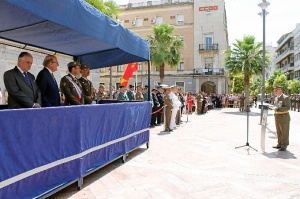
[0,0,150,69]
[0,102,150,198]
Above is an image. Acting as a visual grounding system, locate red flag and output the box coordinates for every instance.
[120,63,138,87]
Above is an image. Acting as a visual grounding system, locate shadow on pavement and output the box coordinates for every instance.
[48,147,148,199]
[157,131,171,136]
[262,151,297,159]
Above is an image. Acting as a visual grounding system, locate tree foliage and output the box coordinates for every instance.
[85,0,120,18]
[223,35,266,107]
[288,80,300,94]
[146,23,184,83]
[273,74,288,91]
[231,75,244,94]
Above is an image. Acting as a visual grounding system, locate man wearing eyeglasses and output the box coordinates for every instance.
[36,55,61,107]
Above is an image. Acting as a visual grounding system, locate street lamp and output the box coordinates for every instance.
[258,0,270,124]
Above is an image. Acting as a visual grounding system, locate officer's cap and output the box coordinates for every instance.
[273,85,283,90]
[67,61,81,68]
[129,85,134,88]
[80,64,90,70]
[119,85,125,88]
[152,89,157,92]
[144,85,148,88]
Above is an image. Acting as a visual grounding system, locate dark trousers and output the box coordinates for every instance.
[151,107,159,125]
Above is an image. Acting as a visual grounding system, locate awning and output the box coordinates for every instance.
[0,0,150,69]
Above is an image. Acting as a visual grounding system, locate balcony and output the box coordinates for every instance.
[193,68,225,76]
[198,43,218,53]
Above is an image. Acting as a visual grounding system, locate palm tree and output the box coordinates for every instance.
[224,36,264,109]
[146,23,184,84]
[85,0,120,19]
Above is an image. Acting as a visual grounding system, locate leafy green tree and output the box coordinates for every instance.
[147,23,184,84]
[232,75,244,94]
[288,80,300,94]
[273,74,288,91]
[224,35,264,107]
[85,0,120,19]
[266,69,281,94]
[250,78,262,96]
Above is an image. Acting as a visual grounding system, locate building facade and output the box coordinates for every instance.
[274,23,300,80]
[99,0,229,94]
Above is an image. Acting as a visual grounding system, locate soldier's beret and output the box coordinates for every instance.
[67,61,81,68]
[80,64,90,70]
[129,85,134,88]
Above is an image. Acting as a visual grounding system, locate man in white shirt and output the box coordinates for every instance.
[169,85,181,130]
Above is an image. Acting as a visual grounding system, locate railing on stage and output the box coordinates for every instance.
[0,102,150,199]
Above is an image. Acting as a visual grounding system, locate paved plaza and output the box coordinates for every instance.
[49,106,300,199]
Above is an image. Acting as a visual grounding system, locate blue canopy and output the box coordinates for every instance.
[0,0,150,69]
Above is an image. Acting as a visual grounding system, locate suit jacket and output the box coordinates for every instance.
[36,67,60,107]
[4,66,41,109]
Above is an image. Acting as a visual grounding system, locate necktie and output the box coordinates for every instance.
[23,72,32,88]
[51,73,58,86]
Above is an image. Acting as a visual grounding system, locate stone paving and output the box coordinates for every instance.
[49,106,300,199]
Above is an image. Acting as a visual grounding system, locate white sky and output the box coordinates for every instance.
[114,0,300,47]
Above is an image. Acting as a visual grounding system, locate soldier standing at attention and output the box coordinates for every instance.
[272,85,291,151]
[60,61,88,105]
[127,85,135,101]
[78,64,94,104]
[196,91,203,114]
[117,85,129,101]
[156,86,165,125]
[163,87,173,132]
[135,85,144,101]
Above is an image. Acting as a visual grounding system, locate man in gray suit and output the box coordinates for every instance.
[4,52,41,109]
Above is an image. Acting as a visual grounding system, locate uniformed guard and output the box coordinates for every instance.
[151,89,160,127]
[272,85,291,151]
[238,94,245,112]
[135,85,144,101]
[290,94,294,111]
[297,94,300,112]
[127,85,135,101]
[117,85,129,101]
[163,87,173,132]
[196,91,203,114]
[78,64,94,104]
[60,61,89,105]
[156,86,165,125]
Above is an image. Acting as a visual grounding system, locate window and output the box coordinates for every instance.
[176,14,184,24]
[177,62,184,71]
[117,65,124,72]
[205,35,213,50]
[170,16,175,19]
[138,63,143,71]
[144,18,148,21]
[175,81,185,91]
[135,18,143,27]
[156,16,163,25]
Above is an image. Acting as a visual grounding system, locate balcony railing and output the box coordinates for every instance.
[194,68,224,76]
[198,43,218,52]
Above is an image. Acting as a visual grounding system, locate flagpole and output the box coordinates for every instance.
[135,65,138,88]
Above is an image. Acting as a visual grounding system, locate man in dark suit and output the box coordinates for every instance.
[36,55,60,107]
[4,52,41,109]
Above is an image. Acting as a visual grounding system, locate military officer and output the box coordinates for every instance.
[272,85,291,151]
[78,64,94,104]
[135,85,144,101]
[117,85,129,101]
[196,91,203,114]
[151,89,160,127]
[296,94,300,112]
[60,61,89,105]
[156,86,165,125]
[127,85,135,101]
[163,87,173,132]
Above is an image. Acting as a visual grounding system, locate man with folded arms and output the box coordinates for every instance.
[272,85,291,151]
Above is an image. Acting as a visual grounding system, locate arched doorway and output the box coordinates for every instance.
[201,81,216,94]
